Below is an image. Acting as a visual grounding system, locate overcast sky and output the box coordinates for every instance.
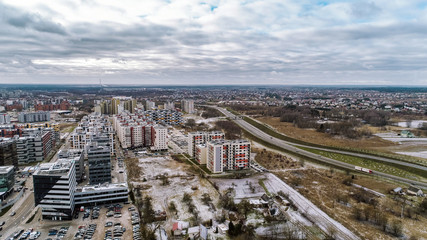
[1,0,427,85]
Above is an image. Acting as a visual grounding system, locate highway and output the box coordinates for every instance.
[247,117,427,172]
[214,106,427,189]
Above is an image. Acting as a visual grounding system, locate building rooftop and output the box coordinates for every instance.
[34,159,73,176]
[0,166,14,174]
[75,182,128,192]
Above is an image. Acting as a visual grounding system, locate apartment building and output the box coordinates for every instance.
[112,111,169,151]
[33,159,77,220]
[87,144,111,185]
[12,128,58,165]
[164,101,175,110]
[0,140,18,167]
[188,131,225,158]
[0,114,10,124]
[207,139,251,173]
[146,100,155,110]
[151,125,167,151]
[195,144,207,164]
[18,111,50,123]
[95,97,137,114]
[70,113,115,155]
[181,99,195,113]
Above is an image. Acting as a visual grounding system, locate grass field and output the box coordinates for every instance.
[243,116,427,167]
[299,146,427,182]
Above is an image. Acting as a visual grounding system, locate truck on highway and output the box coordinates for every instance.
[355,166,373,174]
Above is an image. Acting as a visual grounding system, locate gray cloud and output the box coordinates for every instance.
[2,4,67,35]
[350,1,381,19]
[0,1,426,85]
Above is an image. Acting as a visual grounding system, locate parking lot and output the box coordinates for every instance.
[1,202,137,240]
[71,203,135,240]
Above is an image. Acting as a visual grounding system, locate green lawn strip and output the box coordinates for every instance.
[0,205,12,217]
[298,146,426,181]
[241,129,348,172]
[242,116,427,167]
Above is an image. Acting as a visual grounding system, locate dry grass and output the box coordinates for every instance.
[124,157,141,181]
[253,148,302,170]
[256,117,396,150]
[255,147,427,239]
[273,168,427,240]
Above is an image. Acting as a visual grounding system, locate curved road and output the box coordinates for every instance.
[248,117,427,171]
[214,106,427,189]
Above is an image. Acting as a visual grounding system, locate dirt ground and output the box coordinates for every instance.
[253,147,303,170]
[131,156,221,232]
[271,166,427,240]
[256,117,396,150]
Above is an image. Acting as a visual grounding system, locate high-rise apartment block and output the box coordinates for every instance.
[141,109,183,125]
[164,101,175,110]
[69,113,115,155]
[207,140,251,173]
[146,100,156,110]
[95,97,137,114]
[113,111,169,151]
[18,111,51,123]
[188,131,224,158]
[0,114,10,124]
[181,99,195,113]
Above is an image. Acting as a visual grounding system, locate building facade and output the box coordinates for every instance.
[58,149,85,182]
[87,145,111,185]
[181,99,195,113]
[74,183,129,206]
[0,166,15,200]
[0,140,18,167]
[112,111,169,151]
[0,114,11,124]
[188,131,224,158]
[18,112,51,123]
[206,140,251,173]
[33,160,76,220]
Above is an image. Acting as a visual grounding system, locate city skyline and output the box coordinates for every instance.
[1,0,427,85]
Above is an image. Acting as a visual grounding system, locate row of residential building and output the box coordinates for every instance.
[0,127,59,166]
[18,111,50,123]
[69,113,115,156]
[94,97,137,115]
[112,111,168,151]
